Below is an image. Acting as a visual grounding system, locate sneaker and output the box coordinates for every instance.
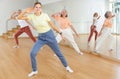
[54,54,57,57]
[78,52,83,55]
[66,66,73,73]
[28,71,38,77]
[13,45,19,48]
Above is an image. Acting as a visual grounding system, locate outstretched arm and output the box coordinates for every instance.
[18,7,33,20]
[97,16,101,20]
[48,21,65,40]
[68,19,79,37]
[48,21,61,33]
[70,25,79,37]
[51,12,61,20]
[18,7,36,30]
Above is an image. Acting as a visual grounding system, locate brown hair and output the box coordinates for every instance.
[18,9,22,12]
[93,12,98,17]
[61,14,68,17]
[104,11,111,18]
[34,2,42,7]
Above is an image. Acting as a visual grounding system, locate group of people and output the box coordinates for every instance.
[9,1,115,77]
[88,11,115,53]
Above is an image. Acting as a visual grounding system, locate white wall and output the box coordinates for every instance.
[0,0,109,36]
[42,0,109,34]
[0,0,37,36]
[38,0,63,5]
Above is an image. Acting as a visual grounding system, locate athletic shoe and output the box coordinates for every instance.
[78,52,83,55]
[28,71,38,77]
[66,66,73,73]
[13,45,19,48]
[54,54,57,57]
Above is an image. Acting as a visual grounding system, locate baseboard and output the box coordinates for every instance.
[81,50,120,63]
[60,45,120,63]
[99,54,120,63]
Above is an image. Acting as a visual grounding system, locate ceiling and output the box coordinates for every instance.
[38,0,63,5]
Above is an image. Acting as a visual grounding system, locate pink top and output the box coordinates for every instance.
[103,19,112,28]
[53,16,72,29]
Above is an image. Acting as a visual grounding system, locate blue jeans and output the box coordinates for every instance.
[30,29,68,71]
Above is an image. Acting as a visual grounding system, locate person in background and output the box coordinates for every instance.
[18,2,73,77]
[88,12,100,48]
[10,9,36,48]
[52,9,83,55]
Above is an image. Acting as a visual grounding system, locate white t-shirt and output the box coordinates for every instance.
[93,17,98,26]
[17,20,29,27]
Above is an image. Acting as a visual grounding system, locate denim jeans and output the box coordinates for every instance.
[30,29,68,71]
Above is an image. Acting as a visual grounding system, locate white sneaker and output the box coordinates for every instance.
[13,45,19,48]
[28,71,38,77]
[54,54,57,57]
[78,52,83,55]
[66,66,73,73]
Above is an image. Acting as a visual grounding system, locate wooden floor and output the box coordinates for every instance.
[0,38,120,79]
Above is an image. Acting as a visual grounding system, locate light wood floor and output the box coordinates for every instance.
[0,38,120,79]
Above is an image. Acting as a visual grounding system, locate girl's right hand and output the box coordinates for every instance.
[25,7,33,13]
